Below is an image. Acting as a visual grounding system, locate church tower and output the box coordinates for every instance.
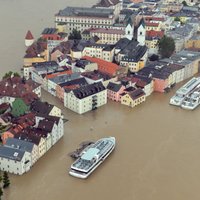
[125,17,134,40]
[137,19,146,46]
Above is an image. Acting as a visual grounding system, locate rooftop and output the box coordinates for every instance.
[83,56,121,76]
[107,82,123,92]
[5,138,34,153]
[25,30,34,40]
[42,28,58,35]
[73,82,106,99]
[56,6,114,18]
[0,146,25,161]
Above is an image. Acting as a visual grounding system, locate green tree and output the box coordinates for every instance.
[158,35,175,58]
[182,0,188,6]
[0,187,3,200]
[11,98,29,117]
[174,17,180,22]
[68,29,82,40]
[2,71,20,79]
[3,171,10,189]
[0,171,3,200]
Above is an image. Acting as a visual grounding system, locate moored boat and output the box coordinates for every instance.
[170,77,200,106]
[69,137,115,179]
[181,85,200,110]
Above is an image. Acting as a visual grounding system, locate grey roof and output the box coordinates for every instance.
[5,138,34,153]
[56,7,114,18]
[32,61,59,75]
[166,24,194,40]
[38,119,55,132]
[49,72,81,84]
[136,62,172,80]
[60,77,88,88]
[0,146,25,161]
[42,28,57,35]
[120,41,147,62]
[189,34,200,40]
[114,38,130,49]
[107,82,123,92]
[161,50,200,66]
[73,82,106,99]
[129,88,145,100]
[31,100,54,115]
[75,59,93,69]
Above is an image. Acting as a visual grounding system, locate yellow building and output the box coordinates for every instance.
[24,42,49,67]
[89,28,125,44]
[82,44,115,62]
[120,50,148,72]
[121,88,146,108]
[185,35,200,49]
[145,22,161,31]
[23,42,49,79]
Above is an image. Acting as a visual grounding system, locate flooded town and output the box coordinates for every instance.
[1,0,200,199]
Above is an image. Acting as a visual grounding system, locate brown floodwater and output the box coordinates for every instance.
[1,1,200,200]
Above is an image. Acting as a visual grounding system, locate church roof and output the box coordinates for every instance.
[25,30,34,40]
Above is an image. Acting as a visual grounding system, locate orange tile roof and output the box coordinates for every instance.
[82,56,121,76]
[46,70,72,79]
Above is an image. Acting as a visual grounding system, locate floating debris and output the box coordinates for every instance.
[68,140,94,159]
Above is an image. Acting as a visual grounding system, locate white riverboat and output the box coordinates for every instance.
[69,137,115,179]
[170,77,200,106]
[181,85,200,110]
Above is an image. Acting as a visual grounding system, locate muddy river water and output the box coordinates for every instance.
[1,1,200,200]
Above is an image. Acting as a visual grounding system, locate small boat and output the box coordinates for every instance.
[69,137,115,179]
[68,141,94,159]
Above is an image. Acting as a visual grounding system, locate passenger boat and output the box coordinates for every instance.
[170,77,200,106]
[181,85,200,110]
[69,137,115,179]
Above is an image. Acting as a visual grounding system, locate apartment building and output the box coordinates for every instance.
[64,82,107,114]
[0,146,31,175]
[55,7,115,33]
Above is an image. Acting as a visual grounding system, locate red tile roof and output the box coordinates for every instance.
[145,22,159,27]
[82,56,121,76]
[146,30,164,38]
[145,17,164,22]
[0,77,39,104]
[25,30,34,40]
[45,69,72,79]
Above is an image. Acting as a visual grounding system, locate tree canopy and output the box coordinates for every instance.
[2,71,20,79]
[3,172,10,189]
[158,35,175,58]
[149,54,159,61]
[68,29,82,40]
[174,17,180,22]
[182,0,188,6]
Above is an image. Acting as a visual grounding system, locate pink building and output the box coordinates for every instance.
[107,82,125,102]
[153,78,168,93]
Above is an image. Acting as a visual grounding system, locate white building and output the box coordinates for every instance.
[64,82,107,114]
[82,44,115,62]
[55,7,115,34]
[0,146,31,175]
[5,138,38,165]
